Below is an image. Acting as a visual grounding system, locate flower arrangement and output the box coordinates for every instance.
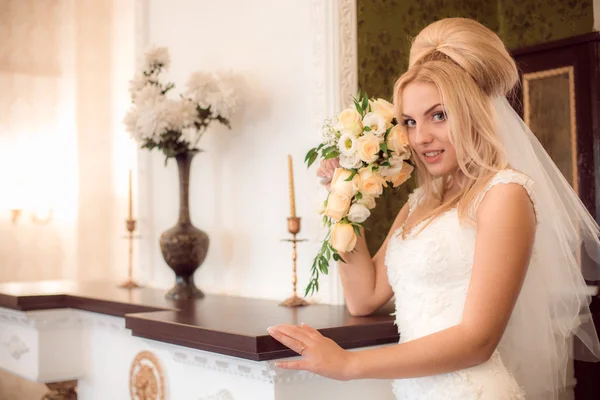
[124,47,241,161]
[304,92,414,295]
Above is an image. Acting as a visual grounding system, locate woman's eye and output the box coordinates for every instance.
[432,111,447,122]
[403,119,416,127]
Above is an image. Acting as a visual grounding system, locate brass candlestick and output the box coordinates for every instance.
[119,218,142,289]
[280,217,309,307]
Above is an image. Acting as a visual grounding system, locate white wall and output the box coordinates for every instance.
[138,0,357,304]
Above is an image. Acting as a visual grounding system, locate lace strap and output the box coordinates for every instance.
[470,169,538,221]
[407,186,425,215]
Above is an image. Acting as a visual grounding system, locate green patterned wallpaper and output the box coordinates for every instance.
[357,0,594,254]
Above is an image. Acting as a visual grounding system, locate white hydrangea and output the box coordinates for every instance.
[144,47,171,71]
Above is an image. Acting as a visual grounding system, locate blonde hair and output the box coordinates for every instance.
[393,18,519,228]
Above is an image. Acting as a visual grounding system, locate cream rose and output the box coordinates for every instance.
[335,108,363,136]
[330,223,358,253]
[324,192,351,222]
[387,125,410,158]
[359,167,386,197]
[347,203,371,223]
[379,155,405,178]
[388,162,414,188]
[356,133,382,164]
[357,194,376,209]
[369,98,395,123]
[330,168,362,198]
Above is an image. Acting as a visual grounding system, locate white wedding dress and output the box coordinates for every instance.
[385,169,532,399]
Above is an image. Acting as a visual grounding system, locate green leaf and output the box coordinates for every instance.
[352,224,361,237]
[355,192,363,201]
[307,152,319,168]
[353,99,362,114]
[324,151,339,160]
[380,161,391,167]
[344,169,358,181]
[363,126,372,132]
[305,148,317,163]
[380,142,388,153]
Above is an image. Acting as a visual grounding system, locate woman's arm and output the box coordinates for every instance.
[339,202,409,316]
[268,182,536,381]
[347,182,536,379]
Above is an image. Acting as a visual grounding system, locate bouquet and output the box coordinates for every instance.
[124,47,241,161]
[304,92,414,296]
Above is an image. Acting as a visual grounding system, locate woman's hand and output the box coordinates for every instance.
[315,158,341,190]
[267,323,357,381]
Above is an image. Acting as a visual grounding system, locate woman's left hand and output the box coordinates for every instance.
[267,323,357,381]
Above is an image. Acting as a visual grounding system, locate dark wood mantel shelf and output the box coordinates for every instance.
[0,281,398,361]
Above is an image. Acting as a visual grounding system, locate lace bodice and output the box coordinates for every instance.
[385,169,533,399]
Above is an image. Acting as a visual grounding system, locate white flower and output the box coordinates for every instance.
[123,108,141,140]
[362,112,387,137]
[128,73,152,101]
[138,102,171,141]
[134,85,164,107]
[144,47,171,71]
[347,203,370,223]
[338,133,357,156]
[339,152,363,169]
[186,71,241,119]
[357,194,376,209]
[321,118,338,146]
[165,99,198,132]
[379,155,405,177]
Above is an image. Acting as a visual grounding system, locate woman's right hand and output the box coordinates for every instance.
[316,158,340,190]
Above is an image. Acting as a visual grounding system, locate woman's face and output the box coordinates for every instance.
[401,81,459,178]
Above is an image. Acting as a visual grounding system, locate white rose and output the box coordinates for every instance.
[369,98,395,123]
[338,133,357,156]
[347,203,371,223]
[357,194,376,209]
[339,152,364,169]
[362,112,387,137]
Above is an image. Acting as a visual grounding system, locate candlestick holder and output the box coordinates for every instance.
[280,217,309,307]
[119,218,143,289]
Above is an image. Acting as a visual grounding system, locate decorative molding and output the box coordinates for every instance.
[160,344,322,384]
[0,308,129,335]
[309,0,357,306]
[199,389,234,400]
[338,0,358,111]
[1,334,29,360]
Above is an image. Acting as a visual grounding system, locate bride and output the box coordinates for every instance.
[267,18,600,399]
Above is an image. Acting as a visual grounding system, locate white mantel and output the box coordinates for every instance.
[0,306,395,399]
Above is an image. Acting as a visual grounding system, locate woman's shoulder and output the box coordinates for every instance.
[472,168,538,221]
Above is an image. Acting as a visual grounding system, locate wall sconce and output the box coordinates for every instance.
[8,208,53,225]
[9,209,22,224]
[32,209,53,225]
